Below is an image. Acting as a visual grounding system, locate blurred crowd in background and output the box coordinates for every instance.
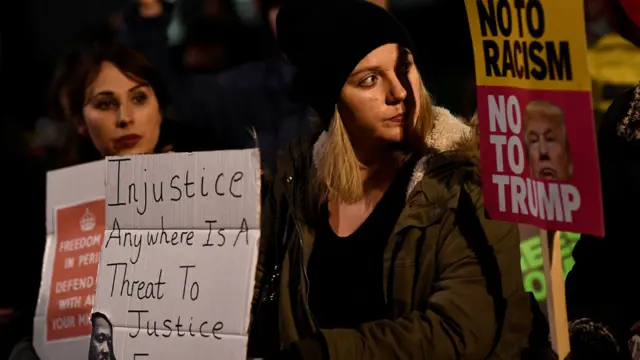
[2,0,640,358]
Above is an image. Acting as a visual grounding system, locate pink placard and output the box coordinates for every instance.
[477,86,604,237]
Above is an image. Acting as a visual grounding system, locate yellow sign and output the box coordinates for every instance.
[466,0,591,91]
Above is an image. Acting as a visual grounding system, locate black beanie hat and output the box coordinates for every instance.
[276,0,418,128]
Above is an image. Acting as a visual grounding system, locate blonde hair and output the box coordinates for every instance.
[316,83,434,203]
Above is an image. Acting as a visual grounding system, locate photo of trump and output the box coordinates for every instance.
[524,100,574,181]
[88,312,116,360]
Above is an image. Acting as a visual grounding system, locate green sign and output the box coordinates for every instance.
[520,232,580,302]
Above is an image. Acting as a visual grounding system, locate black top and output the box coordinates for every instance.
[307,155,418,329]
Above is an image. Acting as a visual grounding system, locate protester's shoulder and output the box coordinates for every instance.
[418,111,481,206]
[8,338,40,360]
[415,141,515,245]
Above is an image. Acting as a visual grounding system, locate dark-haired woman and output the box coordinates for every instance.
[7,42,222,360]
[50,40,221,166]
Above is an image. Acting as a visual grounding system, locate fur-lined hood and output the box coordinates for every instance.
[311,106,480,197]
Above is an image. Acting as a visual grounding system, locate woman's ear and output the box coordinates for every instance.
[160,105,174,124]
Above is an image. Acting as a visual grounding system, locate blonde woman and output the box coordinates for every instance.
[250,1,534,359]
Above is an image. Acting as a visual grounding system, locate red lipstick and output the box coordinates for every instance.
[114,134,141,149]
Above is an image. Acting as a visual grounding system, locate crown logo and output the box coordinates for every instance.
[80,208,96,232]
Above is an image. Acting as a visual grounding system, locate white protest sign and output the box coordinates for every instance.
[34,160,105,360]
[92,149,261,360]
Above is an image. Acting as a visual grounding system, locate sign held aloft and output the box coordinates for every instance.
[33,149,261,360]
[466,0,604,237]
[93,149,261,360]
[465,1,602,358]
